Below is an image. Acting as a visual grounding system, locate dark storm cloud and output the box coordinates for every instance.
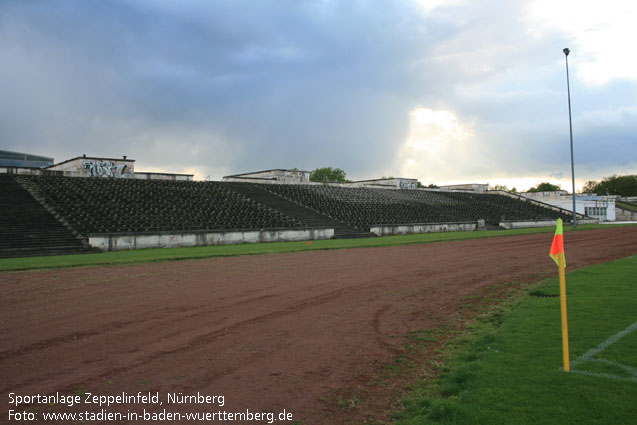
[1,0,435,178]
[1,0,635,185]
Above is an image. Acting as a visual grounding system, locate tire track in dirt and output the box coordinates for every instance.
[1,226,635,424]
[2,277,388,396]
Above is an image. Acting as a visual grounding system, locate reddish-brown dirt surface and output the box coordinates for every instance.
[2,227,636,424]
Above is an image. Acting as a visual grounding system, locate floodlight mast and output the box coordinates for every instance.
[563,48,577,227]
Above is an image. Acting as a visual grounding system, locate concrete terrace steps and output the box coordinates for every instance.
[370,188,470,222]
[223,182,376,239]
[17,175,302,235]
[0,174,95,258]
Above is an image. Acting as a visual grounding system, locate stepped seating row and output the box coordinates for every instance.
[263,184,457,230]
[6,174,573,246]
[396,190,571,225]
[263,183,570,230]
[0,175,89,256]
[16,175,303,234]
[616,200,637,213]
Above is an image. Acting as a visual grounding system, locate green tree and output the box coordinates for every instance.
[583,180,598,193]
[527,182,561,192]
[584,175,637,196]
[491,184,518,193]
[416,181,435,188]
[310,167,348,183]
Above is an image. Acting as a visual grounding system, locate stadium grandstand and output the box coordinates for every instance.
[1,152,590,257]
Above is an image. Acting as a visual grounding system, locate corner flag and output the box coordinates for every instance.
[549,218,565,267]
[549,218,570,372]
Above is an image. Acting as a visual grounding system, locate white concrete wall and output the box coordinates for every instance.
[222,177,278,184]
[134,172,193,181]
[521,190,569,200]
[499,218,598,229]
[370,222,476,236]
[347,178,418,189]
[439,184,488,193]
[500,220,557,229]
[89,228,334,251]
[607,200,616,221]
[615,208,637,221]
[223,170,310,183]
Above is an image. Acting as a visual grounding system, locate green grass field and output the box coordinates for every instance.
[1,223,631,272]
[394,255,637,425]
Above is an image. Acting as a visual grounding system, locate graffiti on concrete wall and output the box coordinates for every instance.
[82,160,131,178]
[399,180,417,190]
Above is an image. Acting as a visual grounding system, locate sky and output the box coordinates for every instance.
[1,0,635,191]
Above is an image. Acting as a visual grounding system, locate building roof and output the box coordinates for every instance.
[0,150,54,169]
[439,183,487,187]
[136,171,194,177]
[0,150,54,162]
[46,155,135,168]
[223,169,310,178]
[352,177,416,183]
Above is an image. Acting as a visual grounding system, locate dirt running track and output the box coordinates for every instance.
[1,227,636,424]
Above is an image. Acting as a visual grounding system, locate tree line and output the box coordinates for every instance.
[583,175,637,197]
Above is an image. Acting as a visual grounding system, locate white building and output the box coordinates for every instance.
[346,177,418,189]
[439,183,489,193]
[1,153,193,181]
[520,191,616,222]
[223,169,311,184]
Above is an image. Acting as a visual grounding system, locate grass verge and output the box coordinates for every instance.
[394,255,637,425]
[0,223,633,272]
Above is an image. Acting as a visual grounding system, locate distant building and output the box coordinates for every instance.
[346,177,418,190]
[439,183,488,193]
[222,170,420,189]
[1,153,193,181]
[520,191,616,222]
[47,155,136,178]
[223,169,311,184]
[0,150,54,169]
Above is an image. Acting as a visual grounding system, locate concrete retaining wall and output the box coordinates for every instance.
[615,205,637,221]
[89,228,334,251]
[134,172,193,181]
[499,218,598,229]
[574,218,599,225]
[370,222,477,236]
[616,207,637,221]
[500,220,557,229]
[371,218,600,235]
